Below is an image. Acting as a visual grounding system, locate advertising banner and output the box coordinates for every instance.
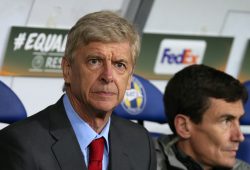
[135,33,233,80]
[0,26,68,77]
[238,40,250,83]
[1,29,233,79]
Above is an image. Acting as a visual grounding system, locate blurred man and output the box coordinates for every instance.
[155,64,250,170]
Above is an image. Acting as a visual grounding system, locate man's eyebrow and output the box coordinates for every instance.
[219,113,245,121]
[86,54,103,58]
[219,114,236,120]
[113,58,129,63]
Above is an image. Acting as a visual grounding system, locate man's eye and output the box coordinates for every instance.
[225,118,231,123]
[87,58,103,70]
[88,59,101,65]
[222,117,233,126]
[114,62,127,72]
[115,62,126,68]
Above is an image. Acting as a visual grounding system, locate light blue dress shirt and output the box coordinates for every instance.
[63,94,110,170]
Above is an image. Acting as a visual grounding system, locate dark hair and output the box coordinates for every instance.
[164,64,248,135]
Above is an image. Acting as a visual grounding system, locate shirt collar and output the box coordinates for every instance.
[63,94,110,153]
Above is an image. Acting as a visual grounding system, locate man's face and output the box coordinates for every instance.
[62,41,133,115]
[188,98,245,169]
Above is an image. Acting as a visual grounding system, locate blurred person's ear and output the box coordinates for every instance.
[174,114,191,138]
[126,74,132,90]
[61,57,71,84]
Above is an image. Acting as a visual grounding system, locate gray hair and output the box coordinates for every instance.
[64,10,140,65]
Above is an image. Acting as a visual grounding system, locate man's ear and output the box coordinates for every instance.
[174,114,192,139]
[61,57,71,84]
[126,74,132,90]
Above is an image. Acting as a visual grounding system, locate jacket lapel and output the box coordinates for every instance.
[49,97,87,170]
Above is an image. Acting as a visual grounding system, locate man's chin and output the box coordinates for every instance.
[93,105,116,116]
[217,158,236,169]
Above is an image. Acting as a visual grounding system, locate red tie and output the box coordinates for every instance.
[88,137,105,170]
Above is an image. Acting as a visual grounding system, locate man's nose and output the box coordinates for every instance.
[237,130,245,142]
[100,62,113,83]
[232,122,245,142]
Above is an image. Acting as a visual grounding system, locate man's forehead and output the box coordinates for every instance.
[204,98,244,119]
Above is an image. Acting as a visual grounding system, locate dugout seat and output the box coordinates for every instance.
[236,80,250,164]
[0,80,27,124]
[113,74,167,126]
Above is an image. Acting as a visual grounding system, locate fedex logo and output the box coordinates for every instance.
[161,48,198,64]
[154,39,206,75]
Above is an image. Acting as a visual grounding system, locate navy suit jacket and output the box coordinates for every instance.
[0,96,156,170]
